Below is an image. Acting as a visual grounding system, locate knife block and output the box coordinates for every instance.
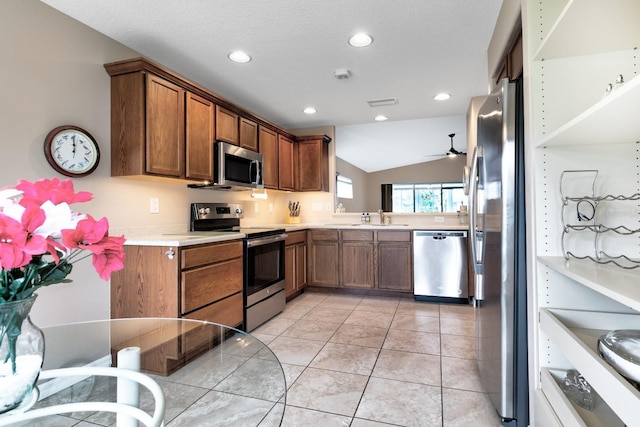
[284,216,300,224]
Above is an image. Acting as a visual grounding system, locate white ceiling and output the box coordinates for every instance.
[41,0,503,172]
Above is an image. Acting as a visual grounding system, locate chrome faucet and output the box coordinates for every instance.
[378,209,386,225]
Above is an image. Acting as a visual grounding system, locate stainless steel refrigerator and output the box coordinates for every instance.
[469,77,528,426]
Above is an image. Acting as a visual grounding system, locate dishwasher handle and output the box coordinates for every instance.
[413,231,467,239]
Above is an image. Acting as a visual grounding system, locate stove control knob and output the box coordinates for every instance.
[235,208,243,215]
[198,207,210,217]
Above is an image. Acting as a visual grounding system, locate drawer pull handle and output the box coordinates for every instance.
[165,248,175,259]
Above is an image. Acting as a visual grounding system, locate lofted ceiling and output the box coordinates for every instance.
[41,0,503,172]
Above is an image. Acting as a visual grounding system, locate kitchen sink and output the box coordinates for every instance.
[357,223,409,227]
[327,223,409,227]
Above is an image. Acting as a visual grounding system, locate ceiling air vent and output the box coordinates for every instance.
[367,97,398,107]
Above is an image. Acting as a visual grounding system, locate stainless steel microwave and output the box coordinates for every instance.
[188,141,263,190]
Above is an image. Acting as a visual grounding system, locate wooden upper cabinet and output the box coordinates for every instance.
[495,31,523,84]
[106,58,325,188]
[278,134,296,191]
[145,74,186,177]
[239,117,258,151]
[185,92,214,180]
[297,134,332,192]
[107,71,185,178]
[215,105,239,145]
[259,126,278,189]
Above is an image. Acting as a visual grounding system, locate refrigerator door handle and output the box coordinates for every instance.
[468,145,484,300]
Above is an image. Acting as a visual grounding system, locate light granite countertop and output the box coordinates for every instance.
[123,223,468,247]
[123,231,244,247]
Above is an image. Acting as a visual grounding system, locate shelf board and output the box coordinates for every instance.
[541,368,625,427]
[539,256,640,312]
[534,0,640,61]
[536,74,640,148]
[540,308,640,427]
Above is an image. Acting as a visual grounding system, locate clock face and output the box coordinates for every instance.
[44,126,100,177]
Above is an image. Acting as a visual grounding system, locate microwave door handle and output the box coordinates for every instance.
[250,160,259,185]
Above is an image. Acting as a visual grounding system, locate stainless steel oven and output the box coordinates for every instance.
[243,231,286,331]
[190,203,286,332]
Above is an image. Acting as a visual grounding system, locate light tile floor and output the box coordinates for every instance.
[250,291,502,427]
[19,291,501,427]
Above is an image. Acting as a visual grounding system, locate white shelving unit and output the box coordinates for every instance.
[523,0,640,426]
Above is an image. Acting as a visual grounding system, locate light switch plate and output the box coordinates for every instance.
[149,198,159,214]
[435,216,445,223]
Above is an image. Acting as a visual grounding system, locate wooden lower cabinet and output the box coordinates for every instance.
[183,292,243,327]
[111,240,244,327]
[285,231,307,300]
[308,229,340,287]
[376,231,412,292]
[307,228,413,293]
[110,239,243,376]
[341,230,374,288]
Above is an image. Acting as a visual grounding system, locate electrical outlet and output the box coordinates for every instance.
[269,203,273,213]
[149,198,159,214]
[326,203,331,211]
[434,216,445,223]
[254,203,259,213]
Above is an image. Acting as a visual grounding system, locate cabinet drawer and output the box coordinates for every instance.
[377,230,411,242]
[286,230,307,245]
[181,241,242,269]
[310,229,338,241]
[183,292,243,328]
[181,258,243,313]
[341,230,374,241]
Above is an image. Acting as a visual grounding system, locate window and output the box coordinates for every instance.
[336,174,353,199]
[391,183,465,213]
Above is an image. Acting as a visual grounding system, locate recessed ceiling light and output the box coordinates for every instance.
[434,92,451,101]
[374,115,388,121]
[228,51,251,63]
[348,33,373,48]
[303,107,317,114]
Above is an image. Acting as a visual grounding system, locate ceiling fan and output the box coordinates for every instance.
[423,133,467,159]
[445,133,466,156]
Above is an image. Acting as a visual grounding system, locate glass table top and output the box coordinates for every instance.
[34,318,286,426]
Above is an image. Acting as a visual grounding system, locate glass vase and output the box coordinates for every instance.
[0,295,44,414]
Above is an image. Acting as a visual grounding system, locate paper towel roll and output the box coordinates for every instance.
[117,346,141,427]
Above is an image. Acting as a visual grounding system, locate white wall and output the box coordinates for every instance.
[1,0,336,326]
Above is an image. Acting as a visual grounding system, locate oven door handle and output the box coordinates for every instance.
[245,234,287,247]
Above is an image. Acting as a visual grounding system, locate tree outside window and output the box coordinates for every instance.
[391,183,465,213]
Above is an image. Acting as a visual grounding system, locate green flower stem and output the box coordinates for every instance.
[1,305,24,374]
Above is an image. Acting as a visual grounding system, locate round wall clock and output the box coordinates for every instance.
[44,125,100,177]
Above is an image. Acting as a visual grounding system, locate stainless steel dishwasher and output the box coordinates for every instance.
[413,230,468,303]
